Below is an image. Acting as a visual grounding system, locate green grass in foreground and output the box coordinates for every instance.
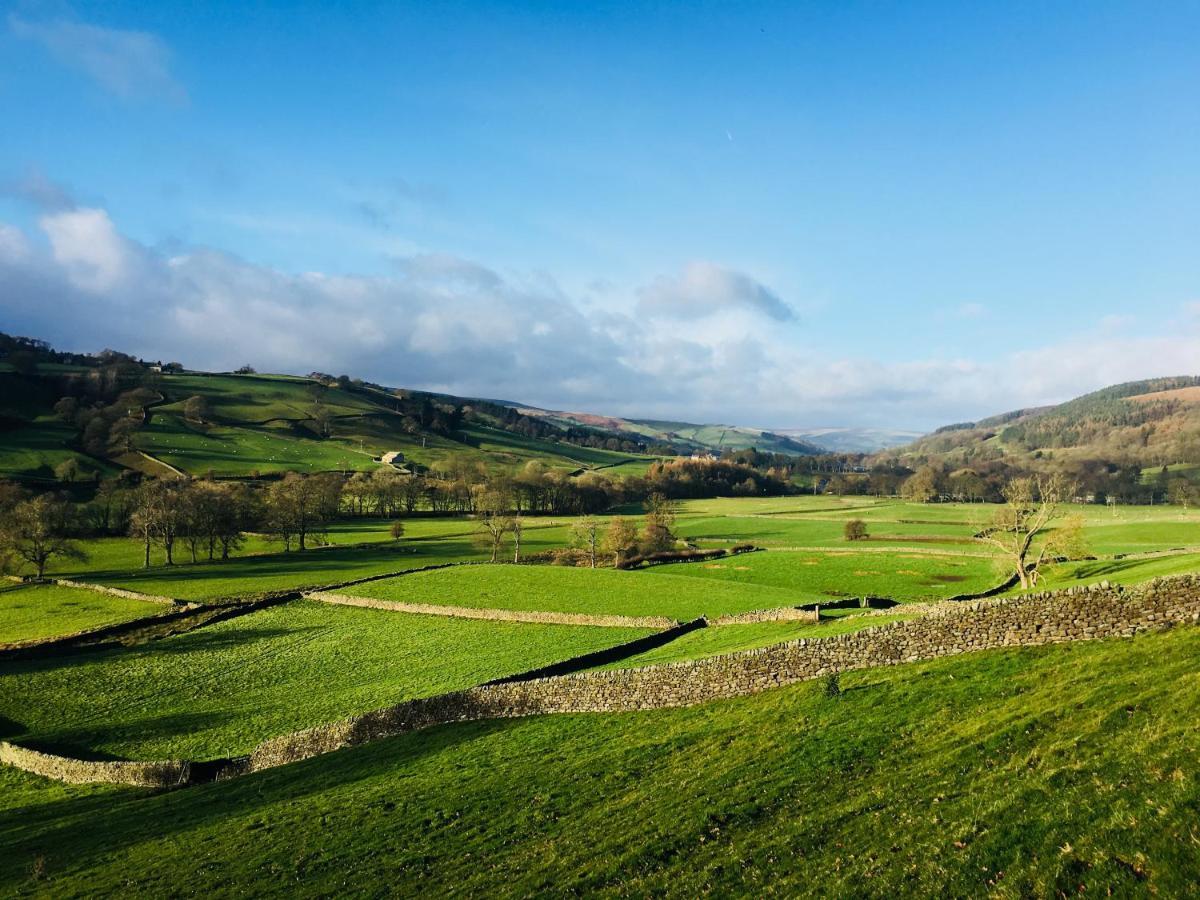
[1010,551,1200,594]
[2,627,1197,896]
[595,613,912,669]
[0,584,160,644]
[346,564,813,620]
[0,600,651,760]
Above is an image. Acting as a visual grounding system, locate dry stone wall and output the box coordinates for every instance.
[236,577,1200,777]
[305,590,678,629]
[7,577,1200,787]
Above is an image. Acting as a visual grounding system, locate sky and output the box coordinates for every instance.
[2,0,1199,430]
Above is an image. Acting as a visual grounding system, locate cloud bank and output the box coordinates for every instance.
[2,202,1198,431]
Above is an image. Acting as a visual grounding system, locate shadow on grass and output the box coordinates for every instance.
[0,715,525,887]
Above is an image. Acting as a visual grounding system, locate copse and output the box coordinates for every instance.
[0,493,87,579]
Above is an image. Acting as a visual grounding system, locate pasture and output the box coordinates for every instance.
[3,626,1197,896]
[0,600,651,760]
[0,583,161,644]
[3,492,1200,896]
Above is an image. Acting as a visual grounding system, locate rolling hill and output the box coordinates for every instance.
[891,376,1200,473]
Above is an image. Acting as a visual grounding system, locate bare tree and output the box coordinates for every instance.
[975,475,1078,589]
[570,516,600,568]
[0,495,86,579]
[603,517,639,566]
[473,488,513,563]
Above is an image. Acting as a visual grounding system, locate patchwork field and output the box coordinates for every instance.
[0,584,162,644]
[0,600,651,760]
[3,627,1198,895]
[3,493,1200,896]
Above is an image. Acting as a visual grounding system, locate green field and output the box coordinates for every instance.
[0,600,651,760]
[642,547,1001,602]
[595,613,913,669]
[3,626,1197,896]
[344,564,815,620]
[0,584,161,644]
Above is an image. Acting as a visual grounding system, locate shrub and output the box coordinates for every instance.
[844,519,868,542]
[822,673,842,699]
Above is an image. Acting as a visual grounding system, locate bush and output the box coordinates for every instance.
[822,673,842,699]
[843,519,868,542]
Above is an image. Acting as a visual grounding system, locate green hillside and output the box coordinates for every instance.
[0,366,661,482]
[4,626,1197,896]
[892,376,1200,475]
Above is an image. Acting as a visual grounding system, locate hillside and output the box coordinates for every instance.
[4,626,1197,895]
[514,407,825,456]
[0,335,828,484]
[0,352,664,483]
[892,376,1200,475]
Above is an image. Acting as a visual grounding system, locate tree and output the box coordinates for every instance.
[473,488,513,563]
[389,520,406,543]
[975,475,1074,590]
[843,518,868,542]
[642,492,677,553]
[266,473,343,551]
[511,516,523,563]
[53,396,80,424]
[901,465,942,502]
[130,480,185,566]
[0,495,86,579]
[54,459,83,483]
[570,516,600,568]
[603,517,639,566]
[183,395,211,423]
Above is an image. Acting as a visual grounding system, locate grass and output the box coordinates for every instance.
[344,564,815,620]
[1013,551,1200,593]
[0,599,652,760]
[641,548,1001,602]
[594,613,913,669]
[2,626,1197,896]
[0,584,161,644]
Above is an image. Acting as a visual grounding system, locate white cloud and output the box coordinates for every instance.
[637,261,795,322]
[1,205,1198,431]
[954,302,987,319]
[9,14,185,104]
[39,207,135,292]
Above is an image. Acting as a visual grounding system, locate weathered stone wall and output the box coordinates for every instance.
[51,578,179,605]
[305,591,678,629]
[239,577,1200,777]
[712,607,819,625]
[8,577,1200,787]
[0,742,188,788]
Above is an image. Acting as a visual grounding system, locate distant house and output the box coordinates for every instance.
[380,451,406,466]
[690,450,717,461]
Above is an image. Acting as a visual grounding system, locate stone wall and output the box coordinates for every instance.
[237,577,1200,777]
[711,607,819,625]
[0,742,188,788]
[8,577,1200,787]
[306,591,678,629]
[51,578,179,605]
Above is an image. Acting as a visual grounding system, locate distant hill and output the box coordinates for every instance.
[0,333,826,484]
[512,408,825,456]
[776,427,924,454]
[892,376,1200,472]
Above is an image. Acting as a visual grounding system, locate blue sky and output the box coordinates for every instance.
[2,1,1199,429]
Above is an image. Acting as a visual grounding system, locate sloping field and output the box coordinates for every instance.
[0,584,160,644]
[641,548,1000,602]
[0,600,651,760]
[342,564,814,620]
[2,627,1197,895]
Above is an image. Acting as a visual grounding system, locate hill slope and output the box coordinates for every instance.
[893,376,1200,472]
[3,626,1197,895]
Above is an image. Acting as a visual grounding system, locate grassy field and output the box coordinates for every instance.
[594,613,913,669]
[0,599,651,760]
[344,564,815,620]
[0,584,161,644]
[642,547,1001,602]
[3,626,1197,896]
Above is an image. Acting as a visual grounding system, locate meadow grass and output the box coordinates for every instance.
[0,584,160,644]
[343,564,814,620]
[0,599,652,760]
[641,548,1001,602]
[593,613,913,668]
[2,626,1197,896]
